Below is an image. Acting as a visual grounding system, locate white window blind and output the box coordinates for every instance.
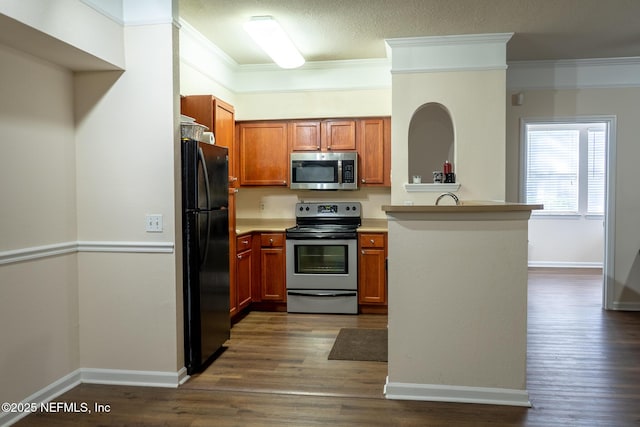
[525,129,579,212]
[587,128,606,214]
[524,122,606,215]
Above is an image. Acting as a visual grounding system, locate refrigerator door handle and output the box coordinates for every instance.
[198,146,212,211]
[199,212,211,267]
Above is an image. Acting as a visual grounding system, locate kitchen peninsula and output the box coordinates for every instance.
[382,202,542,407]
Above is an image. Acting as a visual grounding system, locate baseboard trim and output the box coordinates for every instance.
[0,368,186,426]
[528,261,603,269]
[611,301,640,311]
[384,377,531,407]
[0,370,81,426]
[80,367,185,388]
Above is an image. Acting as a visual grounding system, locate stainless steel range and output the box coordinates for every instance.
[285,202,361,314]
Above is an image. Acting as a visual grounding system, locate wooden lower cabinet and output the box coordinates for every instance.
[233,234,252,317]
[259,233,287,302]
[232,230,389,314]
[358,232,388,312]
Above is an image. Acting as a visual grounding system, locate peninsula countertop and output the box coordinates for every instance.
[382,201,543,214]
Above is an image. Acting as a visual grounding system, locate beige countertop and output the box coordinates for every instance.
[236,218,388,234]
[360,219,388,232]
[236,218,295,235]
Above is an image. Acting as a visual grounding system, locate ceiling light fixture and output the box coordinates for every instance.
[243,16,305,69]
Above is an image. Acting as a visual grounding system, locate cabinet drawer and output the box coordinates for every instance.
[261,233,284,247]
[359,233,385,248]
[236,234,252,252]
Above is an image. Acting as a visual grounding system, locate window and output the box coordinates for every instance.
[523,122,606,215]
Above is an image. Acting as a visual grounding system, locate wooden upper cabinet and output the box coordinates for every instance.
[290,121,321,151]
[213,98,236,182]
[238,122,289,186]
[357,117,391,187]
[180,95,237,183]
[323,119,356,151]
[290,119,356,152]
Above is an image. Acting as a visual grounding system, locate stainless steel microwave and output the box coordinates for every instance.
[290,152,358,190]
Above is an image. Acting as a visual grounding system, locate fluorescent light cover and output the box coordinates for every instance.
[244,16,305,69]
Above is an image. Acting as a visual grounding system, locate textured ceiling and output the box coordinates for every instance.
[179,0,640,65]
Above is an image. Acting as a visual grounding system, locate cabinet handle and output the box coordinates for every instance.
[361,250,365,255]
[237,254,242,259]
[282,180,287,185]
[327,145,332,150]
[370,239,375,244]
[361,178,366,183]
[269,238,274,244]
[316,145,320,150]
[243,240,249,245]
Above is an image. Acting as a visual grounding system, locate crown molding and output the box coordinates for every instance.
[507,57,640,90]
[385,33,513,73]
[180,20,640,93]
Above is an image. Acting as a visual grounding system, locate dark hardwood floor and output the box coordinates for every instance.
[14,269,640,426]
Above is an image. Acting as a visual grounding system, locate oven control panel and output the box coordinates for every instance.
[295,202,361,218]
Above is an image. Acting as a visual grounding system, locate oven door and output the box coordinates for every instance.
[285,238,357,291]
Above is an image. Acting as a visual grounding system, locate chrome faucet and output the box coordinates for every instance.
[435,192,460,206]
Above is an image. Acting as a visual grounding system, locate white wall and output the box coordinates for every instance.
[391,70,507,205]
[527,217,604,267]
[0,2,183,418]
[0,0,125,70]
[506,87,640,307]
[0,44,80,404]
[74,21,181,372]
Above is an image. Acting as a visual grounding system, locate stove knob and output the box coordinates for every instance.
[299,207,304,211]
[346,206,350,211]
[305,207,310,211]
[352,206,357,211]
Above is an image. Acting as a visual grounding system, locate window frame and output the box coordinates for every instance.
[520,117,610,219]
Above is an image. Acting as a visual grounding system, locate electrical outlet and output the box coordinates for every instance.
[145,214,163,232]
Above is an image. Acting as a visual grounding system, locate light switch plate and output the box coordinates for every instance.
[145,214,163,232]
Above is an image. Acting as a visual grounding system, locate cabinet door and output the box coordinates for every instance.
[236,249,252,311]
[228,190,238,317]
[357,117,390,187]
[261,247,286,301]
[238,122,289,186]
[214,98,236,182]
[290,121,321,151]
[180,95,214,130]
[359,248,387,304]
[358,233,387,305]
[323,120,356,151]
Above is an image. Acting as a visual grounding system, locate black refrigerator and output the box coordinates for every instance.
[181,138,230,375]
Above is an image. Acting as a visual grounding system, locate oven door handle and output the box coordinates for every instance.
[287,291,357,297]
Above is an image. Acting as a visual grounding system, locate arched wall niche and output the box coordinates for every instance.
[408,102,455,183]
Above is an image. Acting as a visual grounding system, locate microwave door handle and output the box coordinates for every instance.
[337,160,343,184]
